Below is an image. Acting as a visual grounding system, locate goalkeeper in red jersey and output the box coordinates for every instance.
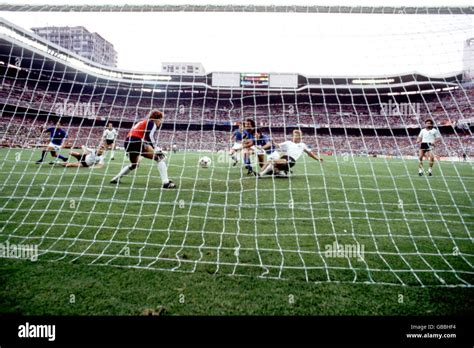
[110,109,176,189]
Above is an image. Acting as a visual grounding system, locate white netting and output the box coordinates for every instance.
[0,5,472,286]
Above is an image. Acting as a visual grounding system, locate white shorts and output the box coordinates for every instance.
[267,151,281,161]
[232,142,243,151]
[47,142,61,152]
[251,145,266,156]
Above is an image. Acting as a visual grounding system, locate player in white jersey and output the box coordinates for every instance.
[56,145,105,168]
[102,122,118,160]
[258,129,323,178]
[416,119,441,176]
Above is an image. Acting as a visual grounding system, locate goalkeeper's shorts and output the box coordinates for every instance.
[124,136,148,155]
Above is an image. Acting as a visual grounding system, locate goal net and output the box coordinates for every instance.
[0,3,472,287]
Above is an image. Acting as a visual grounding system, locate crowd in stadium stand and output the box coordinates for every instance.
[0,116,471,157]
[1,77,473,129]
[1,75,472,157]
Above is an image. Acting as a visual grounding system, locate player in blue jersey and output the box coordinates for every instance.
[241,118,257,175]
[35,121,69,164]
[253,129,276,169]
[229,122,243,166]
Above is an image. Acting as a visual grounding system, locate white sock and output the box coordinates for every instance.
[428,168,432,173]
[418,168,423,173]
[113,165,132,181]
[157,161,169,185]
[110,150,115,158]
[260,163,274,176]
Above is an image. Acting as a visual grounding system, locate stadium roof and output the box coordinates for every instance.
[0,17,464,96]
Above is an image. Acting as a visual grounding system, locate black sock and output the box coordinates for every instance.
[39,150,46,162]
[58,155,68,162]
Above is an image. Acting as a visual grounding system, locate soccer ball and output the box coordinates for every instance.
[199,156,211,168]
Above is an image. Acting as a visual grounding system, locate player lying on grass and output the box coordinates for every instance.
[110,109,176,189]
[101,122,118,160]
[35,121,69,164]
[416,119,441,176]
[229,122,243,166]
[258,129,323,178]
[55,145,105,168]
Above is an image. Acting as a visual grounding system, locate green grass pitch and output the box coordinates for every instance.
[0,148,473,315]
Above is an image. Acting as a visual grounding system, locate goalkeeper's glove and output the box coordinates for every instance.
[153,147,165,161]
